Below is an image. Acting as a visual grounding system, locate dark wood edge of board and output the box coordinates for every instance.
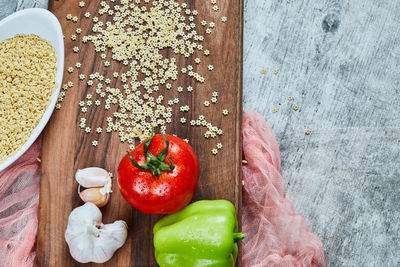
[236,0,244,266]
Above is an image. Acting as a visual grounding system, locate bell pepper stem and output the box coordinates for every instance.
[233,232,245,242]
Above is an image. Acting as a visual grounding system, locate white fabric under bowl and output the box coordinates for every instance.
[0,8,64,172]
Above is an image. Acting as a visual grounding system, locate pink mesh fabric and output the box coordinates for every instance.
[0,138,41,267]
[240,110,326,267]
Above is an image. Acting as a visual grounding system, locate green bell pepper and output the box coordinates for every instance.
[153,200,245,267]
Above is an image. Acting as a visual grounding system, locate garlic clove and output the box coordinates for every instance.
[75,167,111,188]
[102,179,113,194]
[79,187,110,208]
[65,203,128,263]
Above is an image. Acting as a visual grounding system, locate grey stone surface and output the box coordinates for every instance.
[243,0,400,266]
[0,0,47,20]
[1,0,398,266]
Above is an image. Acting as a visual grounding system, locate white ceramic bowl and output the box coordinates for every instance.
[0,8,64,172]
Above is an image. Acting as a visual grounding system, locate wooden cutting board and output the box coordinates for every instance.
[37,0,243,266]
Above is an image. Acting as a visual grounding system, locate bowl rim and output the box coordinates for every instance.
[0,8,64,172]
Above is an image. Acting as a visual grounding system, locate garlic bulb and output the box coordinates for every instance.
[79,187,110,208]
[75,167,112,190]
[65,202,128,263]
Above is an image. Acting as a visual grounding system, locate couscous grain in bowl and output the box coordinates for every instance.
[0,34,57,163]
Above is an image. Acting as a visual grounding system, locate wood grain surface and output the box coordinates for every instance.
[37,0,243,266]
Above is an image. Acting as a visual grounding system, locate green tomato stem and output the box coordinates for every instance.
[127,133,175,177]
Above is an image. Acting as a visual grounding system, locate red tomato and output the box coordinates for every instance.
[117,134,199,214]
